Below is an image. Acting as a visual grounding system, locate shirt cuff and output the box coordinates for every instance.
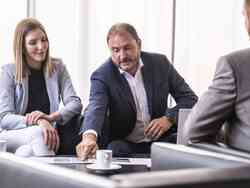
[83,129,98,137]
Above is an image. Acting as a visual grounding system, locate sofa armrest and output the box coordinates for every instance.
[190,142,250,160]
[151,142,248,171]
[112,166,250,188]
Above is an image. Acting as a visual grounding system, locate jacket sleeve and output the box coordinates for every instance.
[0,65,27,130]
[80,71,109,136]
[165,60,198,123]
[183,56,236,144]
[57,62,82,124]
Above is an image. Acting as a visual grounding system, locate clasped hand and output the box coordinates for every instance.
[25,110,55,125]
[144,116,173,140]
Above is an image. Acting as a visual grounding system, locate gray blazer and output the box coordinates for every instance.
[183,48,250,152]
[0,58,82,131]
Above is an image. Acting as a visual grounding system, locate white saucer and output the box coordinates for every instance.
[86,163,121,171]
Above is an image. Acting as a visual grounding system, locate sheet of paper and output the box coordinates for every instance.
[29,156,95,164]
[112,157,151,168]
[129,158,151,168]
[29,156,151,167]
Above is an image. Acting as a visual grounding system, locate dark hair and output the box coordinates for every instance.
[245,0,250,8]
[106,23,140,43]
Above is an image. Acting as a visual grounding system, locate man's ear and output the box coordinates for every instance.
[137,39,142,49]
[245,9,250,37]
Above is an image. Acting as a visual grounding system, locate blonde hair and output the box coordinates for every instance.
[13,17,53,83]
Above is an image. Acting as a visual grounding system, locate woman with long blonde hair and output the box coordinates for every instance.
[0,18,82,156]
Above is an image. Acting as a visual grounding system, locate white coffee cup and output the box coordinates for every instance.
[96,149,112,169]
[0,140,7,152]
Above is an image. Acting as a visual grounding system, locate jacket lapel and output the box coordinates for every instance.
[20,74,29,115]
[141,54,153,116]
[120,74,137,112]
[112,63,136,113]
[45,70,59,113]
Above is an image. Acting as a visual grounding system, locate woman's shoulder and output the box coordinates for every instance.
[2,63,15,69]
[51,57,64,67]
[0,63,15,81]
[49,58,72,79]
[1,63,15,74]
[50,57,67,72]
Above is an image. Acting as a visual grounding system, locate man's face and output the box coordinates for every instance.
[108,31,141,75]
[243,7,250,36]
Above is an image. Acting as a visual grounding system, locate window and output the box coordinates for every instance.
[0,0,26,66]
[174,0,248,96]
[35,0,174,107]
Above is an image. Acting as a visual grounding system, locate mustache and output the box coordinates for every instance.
[119,58,133,64]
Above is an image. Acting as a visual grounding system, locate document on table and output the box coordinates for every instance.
[29,157,151,167]
[29,156,95,164]
[112,158,151,168]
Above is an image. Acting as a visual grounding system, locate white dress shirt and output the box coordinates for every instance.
[121,59,151,143]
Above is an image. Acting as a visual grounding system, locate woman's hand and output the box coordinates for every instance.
[25,110,46,126]
[26,111,61,125]
[37,119,60,152]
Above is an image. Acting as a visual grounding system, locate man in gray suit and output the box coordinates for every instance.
[183,0,250,153]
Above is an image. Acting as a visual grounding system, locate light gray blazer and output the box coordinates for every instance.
[183,48,250,152]
[0,58,82,131]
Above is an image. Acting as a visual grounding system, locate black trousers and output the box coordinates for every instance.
[57,115,82,155]
[106,132,177,157]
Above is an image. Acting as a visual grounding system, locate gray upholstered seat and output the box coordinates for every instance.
[0,152,115,188]
[151,142,249,171]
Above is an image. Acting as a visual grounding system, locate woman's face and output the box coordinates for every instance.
[24,28,48,69]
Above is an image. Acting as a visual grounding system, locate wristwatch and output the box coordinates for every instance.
[166,116,176,125]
